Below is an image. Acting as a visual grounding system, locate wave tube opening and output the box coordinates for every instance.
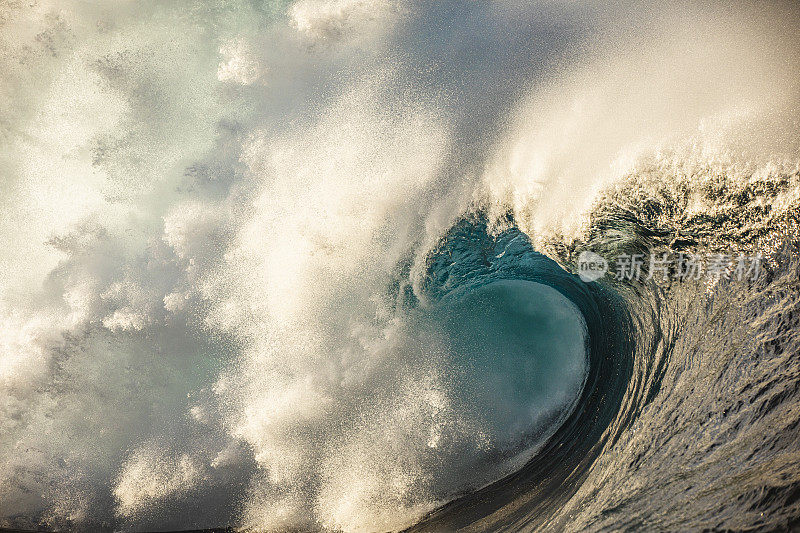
[429,279,588,462]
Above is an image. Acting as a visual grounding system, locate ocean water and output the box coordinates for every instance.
[1,1,800,531]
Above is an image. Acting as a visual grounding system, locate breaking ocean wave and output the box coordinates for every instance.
[1,1,800,531]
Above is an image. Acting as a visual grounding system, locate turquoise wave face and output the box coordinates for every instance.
[410,219,592,465]
[407,216,635,531]
[432,279,587,448]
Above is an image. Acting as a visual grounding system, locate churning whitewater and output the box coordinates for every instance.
[1,1,800,531]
